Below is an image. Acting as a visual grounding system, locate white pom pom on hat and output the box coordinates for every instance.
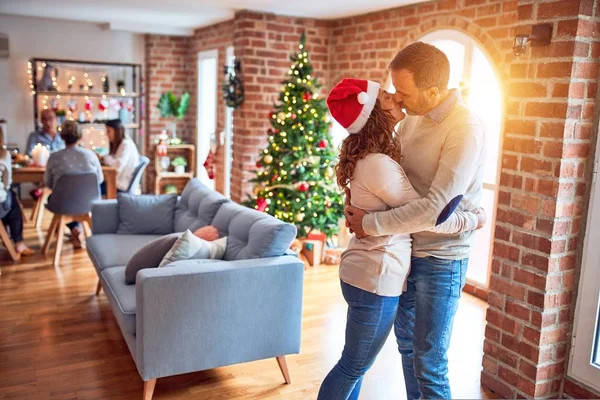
[357,92,369,105]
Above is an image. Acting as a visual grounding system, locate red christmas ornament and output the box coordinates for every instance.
[317,139,329,148]
[291,113,297,120]
[204,150,216,180]
[256,161,263,168]
[98,98,109,112]
[68,99,78,112]
[257,197,268,212]
[298,182,309,192]
[85,99,92,112]
[302,93,312,102]
[272,174,279,182]
[274,129,280,134]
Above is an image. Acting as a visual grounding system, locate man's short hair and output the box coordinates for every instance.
[40,109,56,120]
[389,42,450,91]
[60,120,82,145]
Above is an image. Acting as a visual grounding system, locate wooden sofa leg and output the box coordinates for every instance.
[143,379,157,400]
[95,279,102,295]
[276,356,291,384]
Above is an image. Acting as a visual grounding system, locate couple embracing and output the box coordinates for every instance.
[318,42,487,400]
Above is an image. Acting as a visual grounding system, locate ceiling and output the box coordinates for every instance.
[0,0,428,35]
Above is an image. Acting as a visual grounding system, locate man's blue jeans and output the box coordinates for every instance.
[395,256,468,399]
[318,281,399,400]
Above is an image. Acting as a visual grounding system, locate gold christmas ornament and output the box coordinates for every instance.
[296,213,305,222]
[264,155,273,164]
[277,112,286,120]
[325,167,334,178]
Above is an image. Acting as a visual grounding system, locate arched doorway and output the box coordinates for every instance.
[386,29,503,291]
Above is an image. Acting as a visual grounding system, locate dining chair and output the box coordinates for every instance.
[41,173,100,267]
[30,187,52,229]
[0,221,20,262]
[124,156,150,194]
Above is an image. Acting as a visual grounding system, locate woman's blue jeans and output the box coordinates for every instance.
[318,281,399,400]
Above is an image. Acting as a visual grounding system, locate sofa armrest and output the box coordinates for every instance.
[91,200,119,234]
[284,248,298,257]
[134,256,304,380]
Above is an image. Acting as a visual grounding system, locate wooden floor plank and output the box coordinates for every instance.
[0,208,499,399]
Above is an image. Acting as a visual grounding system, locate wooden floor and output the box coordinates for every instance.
[0,209,498,400]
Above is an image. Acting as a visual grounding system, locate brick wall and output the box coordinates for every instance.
[329,0,513,88]
[188,21,233,194]
[144,35,194,190]
[231,10,331,202]
[485,0,600,398]
[146,14,330,201]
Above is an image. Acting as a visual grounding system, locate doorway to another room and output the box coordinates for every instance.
[196,49,218,191]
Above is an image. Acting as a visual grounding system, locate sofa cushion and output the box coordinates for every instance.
[159,231,227,267]
[124,233,181,284]
[211,202,297,261]
[101,266,136,335]
[117,193,177,235]
[87,234,164,272]
[174,179,229,233]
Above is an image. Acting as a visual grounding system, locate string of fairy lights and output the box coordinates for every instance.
[26,61,135,152]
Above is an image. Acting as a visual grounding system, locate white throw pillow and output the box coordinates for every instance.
[159,230,227,268]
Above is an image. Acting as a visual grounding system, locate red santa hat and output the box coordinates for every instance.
[326,78,380,134]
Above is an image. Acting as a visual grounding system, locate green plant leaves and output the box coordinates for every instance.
[157,91,190,119]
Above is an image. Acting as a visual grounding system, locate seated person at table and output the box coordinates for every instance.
[0,126,33,256]
[44,120,103,248]
[101,119,139,194]
[26,110,65,156]
[25,109,65,200]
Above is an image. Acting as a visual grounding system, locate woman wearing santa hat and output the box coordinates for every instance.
[318,78,483,399]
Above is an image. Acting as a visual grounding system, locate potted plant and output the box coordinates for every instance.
[164,184,178,195]
[55,109,66,125]
[157,91,190,139]
[171,156,188,174]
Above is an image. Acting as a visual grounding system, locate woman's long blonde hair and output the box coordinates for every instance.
[335,101,400,188]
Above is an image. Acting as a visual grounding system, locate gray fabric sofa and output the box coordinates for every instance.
[86,179,304,400]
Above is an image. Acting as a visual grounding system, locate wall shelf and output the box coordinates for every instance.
[29,57,144,154]
[154,144,196,194]
[74,121,140,129]
[36,91,139,98]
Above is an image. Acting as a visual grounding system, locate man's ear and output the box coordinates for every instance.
[427,86,440,100]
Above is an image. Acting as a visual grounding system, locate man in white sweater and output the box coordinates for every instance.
[345,42,486,399]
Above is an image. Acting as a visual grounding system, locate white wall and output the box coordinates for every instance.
[0,14,145,151]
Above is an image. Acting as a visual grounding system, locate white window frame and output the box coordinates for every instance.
[569,134,600,390]
[196,49,219,190]
[223,46,235,198]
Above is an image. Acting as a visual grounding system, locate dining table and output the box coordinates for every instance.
[12,165,118,199]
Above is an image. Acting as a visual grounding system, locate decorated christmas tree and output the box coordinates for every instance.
[245,32,343,240]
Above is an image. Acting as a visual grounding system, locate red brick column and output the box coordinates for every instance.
[482,0,600,397]
[144,35,193,191]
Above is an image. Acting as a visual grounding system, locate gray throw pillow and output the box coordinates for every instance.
[117,193,177,235]
[124,233,180,284]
